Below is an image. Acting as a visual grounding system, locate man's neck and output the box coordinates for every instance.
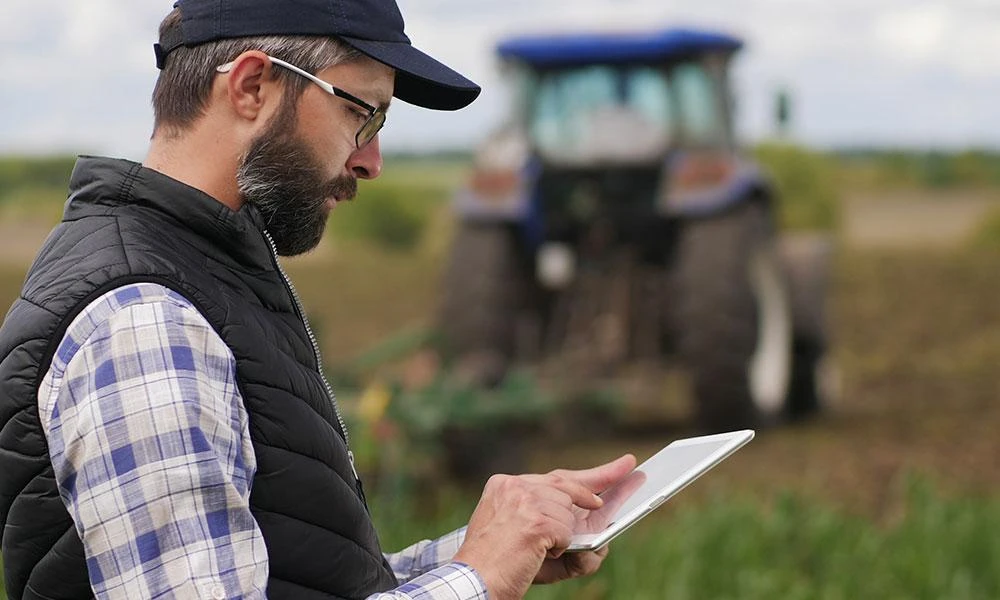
[144,126,243,211]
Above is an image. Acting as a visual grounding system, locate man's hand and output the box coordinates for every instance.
[454,454,636,600]
[533,545,610,585]
[533,455,639,586]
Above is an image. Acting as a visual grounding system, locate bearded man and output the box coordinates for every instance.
[0,1,635,599]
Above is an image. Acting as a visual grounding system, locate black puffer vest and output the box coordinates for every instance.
[0,157,397,599]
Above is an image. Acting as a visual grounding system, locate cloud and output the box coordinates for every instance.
[1,0,998,156]
[874,1,1000,77]
[380,0,1000,149]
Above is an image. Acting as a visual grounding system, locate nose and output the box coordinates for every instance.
[347,135,383,180]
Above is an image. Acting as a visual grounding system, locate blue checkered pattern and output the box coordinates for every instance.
[39,283,486,599]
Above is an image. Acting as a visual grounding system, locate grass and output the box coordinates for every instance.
[365,478,1000,600]
[1,480,996,599]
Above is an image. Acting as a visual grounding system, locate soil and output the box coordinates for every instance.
[496,187,1000,519]
[429,188,989,521]
[523,245,1000,521]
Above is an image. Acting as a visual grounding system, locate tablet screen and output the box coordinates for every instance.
[574,435,743,537]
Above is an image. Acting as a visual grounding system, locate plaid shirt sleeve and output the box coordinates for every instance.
[39,283,487,600]
[38,283,268,599]
[385,527,467,582]
[383,528,486,598]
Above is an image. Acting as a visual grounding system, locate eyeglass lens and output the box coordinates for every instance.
[357,110,387,148]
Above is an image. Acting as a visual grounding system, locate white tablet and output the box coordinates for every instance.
[567,429,755,552]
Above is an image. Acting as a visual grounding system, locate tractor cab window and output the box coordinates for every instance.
[529,65,673,164]
[671,62,727,147]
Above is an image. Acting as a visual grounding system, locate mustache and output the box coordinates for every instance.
[323,175,358,202]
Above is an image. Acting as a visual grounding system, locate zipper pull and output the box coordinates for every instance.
[348,450,360,482]
[349,449,371,508]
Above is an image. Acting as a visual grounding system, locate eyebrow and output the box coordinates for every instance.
[347,89,390,113]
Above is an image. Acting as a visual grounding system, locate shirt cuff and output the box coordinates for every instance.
[395,562,488,600]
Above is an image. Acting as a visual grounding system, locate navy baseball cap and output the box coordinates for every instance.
[154,0,481,110]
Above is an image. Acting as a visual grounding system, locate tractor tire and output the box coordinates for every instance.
[779,234,838,420]
[438,222,526,386]
[786,335,829,419]
[674,202,793,431]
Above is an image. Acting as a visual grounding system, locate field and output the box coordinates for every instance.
[360,241,1000,599]
[1,151,999,598]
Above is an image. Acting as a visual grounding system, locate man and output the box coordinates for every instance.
[0,1,636,599]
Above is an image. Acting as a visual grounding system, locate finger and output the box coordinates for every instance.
[589,469,647,523]
[536,502,575,552]
[543,516,575,560]
[514,486,577,537]
[566,548,607,577]
[554,454,637,494]
[534,495,576,528]
[521,473,604,511]
[542,548,607,582]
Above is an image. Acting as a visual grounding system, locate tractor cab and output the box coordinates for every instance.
[498,28,742,166]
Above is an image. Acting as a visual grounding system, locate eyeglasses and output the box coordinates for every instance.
[216,55,387,149]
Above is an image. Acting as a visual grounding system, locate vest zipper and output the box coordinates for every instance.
[260,231,360,484]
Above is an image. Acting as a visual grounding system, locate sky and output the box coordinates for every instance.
[1,0,998,159]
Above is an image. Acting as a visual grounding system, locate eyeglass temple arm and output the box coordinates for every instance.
[216,57,377,114]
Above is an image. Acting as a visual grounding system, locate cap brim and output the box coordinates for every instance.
[339,37,481,111]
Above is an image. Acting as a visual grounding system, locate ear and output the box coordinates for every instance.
[222,51,281,122]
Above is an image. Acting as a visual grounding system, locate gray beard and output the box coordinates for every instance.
[237,122,357,257]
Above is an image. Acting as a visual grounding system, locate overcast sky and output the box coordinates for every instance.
[1,0,998,159]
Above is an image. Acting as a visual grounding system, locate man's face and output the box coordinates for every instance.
[237,56,393,256]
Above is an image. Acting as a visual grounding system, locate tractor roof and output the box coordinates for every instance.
[497,28,743,68]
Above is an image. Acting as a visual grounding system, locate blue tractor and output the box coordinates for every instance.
[438,28,831,430]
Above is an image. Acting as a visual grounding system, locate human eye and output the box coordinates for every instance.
[347,106,369,123]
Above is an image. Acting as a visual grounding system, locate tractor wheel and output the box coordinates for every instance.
[674,202,793,431]
[779,234,838,420]
[786,335,832,419]
[438,222,526,386]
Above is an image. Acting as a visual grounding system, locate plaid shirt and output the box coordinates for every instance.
[38,283,487,600]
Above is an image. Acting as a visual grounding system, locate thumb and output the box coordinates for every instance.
[565,454,637,493]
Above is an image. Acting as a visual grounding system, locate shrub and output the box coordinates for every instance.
[328,183,431,251]
[753,143,840,232]
[834,149,1000,191]
[968,206,1000,250]
[327,157,467,251]
[0,155,76,194]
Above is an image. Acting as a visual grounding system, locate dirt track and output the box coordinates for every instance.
[842,188,997,249]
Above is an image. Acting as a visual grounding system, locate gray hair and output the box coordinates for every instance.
[152,8,362,136]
